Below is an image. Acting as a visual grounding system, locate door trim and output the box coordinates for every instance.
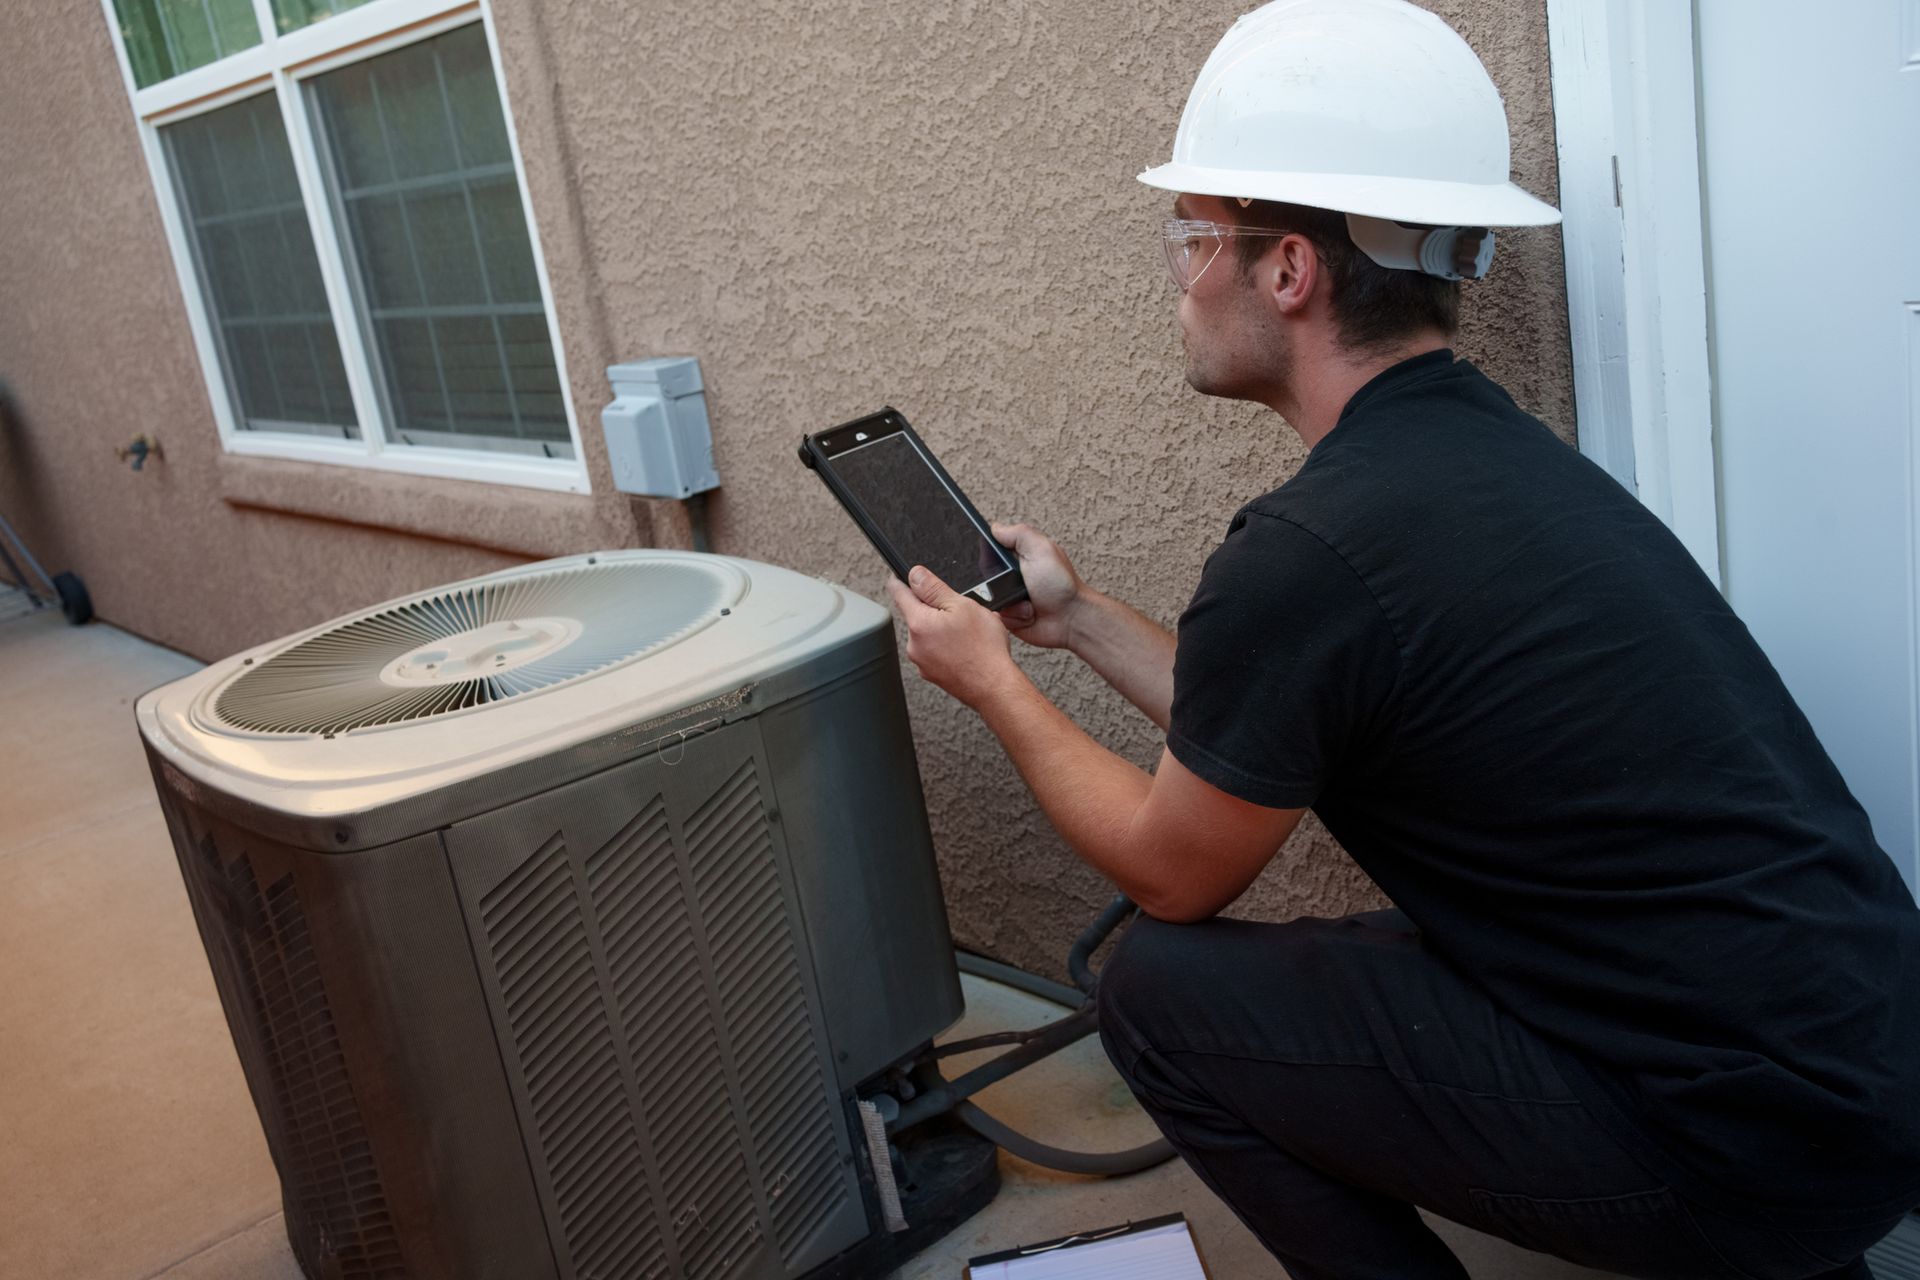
[1545,0,1722,588]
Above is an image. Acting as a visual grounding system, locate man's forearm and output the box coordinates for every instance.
[1068,589,1177,731]
[973,671,1163,901]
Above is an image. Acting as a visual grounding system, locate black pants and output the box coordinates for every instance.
[1095,910,1897,1280]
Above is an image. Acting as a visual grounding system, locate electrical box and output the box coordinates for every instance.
[601,357,721,498]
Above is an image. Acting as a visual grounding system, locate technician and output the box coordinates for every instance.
[884,1,1920,1277]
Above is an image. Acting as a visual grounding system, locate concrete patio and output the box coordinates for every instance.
[0,598,1617,1280]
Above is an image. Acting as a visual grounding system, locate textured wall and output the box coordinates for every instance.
[0,0,1570,977]
[486,0,1572,971]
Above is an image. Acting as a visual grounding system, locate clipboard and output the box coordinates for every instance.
[962,1212,1216,1279]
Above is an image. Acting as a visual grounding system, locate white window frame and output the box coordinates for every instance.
[1545,0,1719,586]
[99,0,591,494]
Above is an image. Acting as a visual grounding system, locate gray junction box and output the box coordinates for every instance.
[136,552,963,1280]
[601,357,723,498]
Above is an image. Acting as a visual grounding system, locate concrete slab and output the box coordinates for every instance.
[0,607,199,715]
[0,802,281,1280]
[150,1213,305,1280]
[3,732,162,858]
[1,609,201,855]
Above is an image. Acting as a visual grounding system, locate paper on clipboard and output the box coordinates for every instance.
[963,1214,1210,1279]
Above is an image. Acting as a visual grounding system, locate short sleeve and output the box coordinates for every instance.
[1168,511,1401,808]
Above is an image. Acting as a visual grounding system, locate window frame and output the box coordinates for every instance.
[100,0,591,494]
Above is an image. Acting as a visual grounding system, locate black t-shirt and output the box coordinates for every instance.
[1168,348,1920,1226]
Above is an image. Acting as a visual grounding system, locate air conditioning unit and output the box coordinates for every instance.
[136,551,969,1280]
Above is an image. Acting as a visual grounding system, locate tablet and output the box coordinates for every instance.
[799,408,1029,611]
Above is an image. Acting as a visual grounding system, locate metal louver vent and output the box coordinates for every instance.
[586,800,758,1280]
[688,763,850,1264]
[185,831,406,1278]
[480,834,668,1280]
[214,560,732,735]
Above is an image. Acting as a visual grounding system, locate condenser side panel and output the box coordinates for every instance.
[146,748,551,1280]
[315,824,558,1279]
[442,719,866,1280]
[756,654,964,1091]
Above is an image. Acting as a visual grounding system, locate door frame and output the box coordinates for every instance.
[1547,0,1920,886]
[1544,0,1722,588]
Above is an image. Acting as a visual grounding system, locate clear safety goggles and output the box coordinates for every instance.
[1160,218,1293,291]
[1161,214,1498,289]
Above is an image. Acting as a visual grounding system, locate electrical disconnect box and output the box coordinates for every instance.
[600,357,722,498]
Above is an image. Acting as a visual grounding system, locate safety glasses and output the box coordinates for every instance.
[1160,218,1295,290]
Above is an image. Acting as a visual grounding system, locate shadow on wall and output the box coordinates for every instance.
[0,379,63,583]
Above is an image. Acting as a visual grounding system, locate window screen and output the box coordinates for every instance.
[164,92,358,438]
[308,24,571,458]
[112,0,261,89]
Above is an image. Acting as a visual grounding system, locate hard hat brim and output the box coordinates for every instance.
[1138,161,1562,228]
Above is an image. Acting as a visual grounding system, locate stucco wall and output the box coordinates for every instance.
[0,0,1570,977]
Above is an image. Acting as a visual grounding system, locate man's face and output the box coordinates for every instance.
[1171,194,1290,404]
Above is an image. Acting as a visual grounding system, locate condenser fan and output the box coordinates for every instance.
[213,559,734,735]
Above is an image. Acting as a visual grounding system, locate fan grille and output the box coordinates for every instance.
[214,561,732,735]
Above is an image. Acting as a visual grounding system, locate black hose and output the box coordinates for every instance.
[955,892,1137,1008]
[954,1101,1176,1176]
[1068,894,1138,993]
[955,951,1085,1009]
[934,1017,1078,1058]
[884,899,1173,1176]
[889,1009,1098,1134]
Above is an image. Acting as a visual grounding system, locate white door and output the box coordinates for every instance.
[1696,0,1920,892]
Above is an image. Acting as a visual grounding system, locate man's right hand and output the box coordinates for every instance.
[990,522,1087,650]
[990,521,1175,729]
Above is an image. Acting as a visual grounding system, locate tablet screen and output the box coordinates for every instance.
[831,433,1012,590]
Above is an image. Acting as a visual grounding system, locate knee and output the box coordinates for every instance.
[1095,913,1216,1047]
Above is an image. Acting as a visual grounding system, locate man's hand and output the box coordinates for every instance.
[990,522,1087,650]
[885,566,1026,709]
[987,521,1177,730]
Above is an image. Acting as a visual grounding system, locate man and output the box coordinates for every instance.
[884,1,1920,1277]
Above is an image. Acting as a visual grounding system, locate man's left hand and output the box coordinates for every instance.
[884,567,1025,709]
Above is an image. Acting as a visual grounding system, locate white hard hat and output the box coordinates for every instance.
[1139,0,1561,228]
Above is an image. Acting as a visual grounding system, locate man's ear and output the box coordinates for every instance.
[1268,233,1319,316]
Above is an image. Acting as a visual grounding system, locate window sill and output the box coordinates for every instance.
[217,453,641,559]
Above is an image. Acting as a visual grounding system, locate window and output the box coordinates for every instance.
[103,0,587,492]
[165,92,357,437]
[114,0,261,88]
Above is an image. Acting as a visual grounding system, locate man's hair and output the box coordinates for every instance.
[1229,200,1460,351]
